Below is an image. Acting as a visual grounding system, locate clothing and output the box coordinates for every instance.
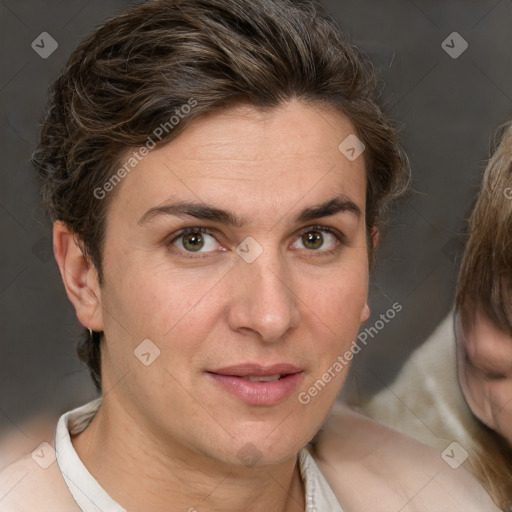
[0,399,343,511]
[354,311,477,452]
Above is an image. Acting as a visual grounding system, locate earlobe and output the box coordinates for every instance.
[360,303,370,323]
[53,221,103,332]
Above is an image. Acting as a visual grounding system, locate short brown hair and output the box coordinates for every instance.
[32,0,409,390]
[456,122,512,335]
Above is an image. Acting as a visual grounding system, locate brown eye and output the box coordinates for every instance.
[302,231,324,250]
[171,228,221,255]
[291,226,341,253]
[182,232,205,252]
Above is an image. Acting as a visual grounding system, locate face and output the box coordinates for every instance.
[91,100,370,466]
[456,306,512,445]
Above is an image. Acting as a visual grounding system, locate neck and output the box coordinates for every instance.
[71,400,305,512]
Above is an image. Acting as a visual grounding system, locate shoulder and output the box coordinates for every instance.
[0,452,79,512]
[311,402,500,511]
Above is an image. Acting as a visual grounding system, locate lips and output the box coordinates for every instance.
[206,363,304,405]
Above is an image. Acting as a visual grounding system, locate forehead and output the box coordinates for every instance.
[110,100,367,225]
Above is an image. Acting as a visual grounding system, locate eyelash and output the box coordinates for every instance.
[168,225,346,259]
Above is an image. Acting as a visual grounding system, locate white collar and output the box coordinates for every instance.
[55,400,343,512]
[55,398,124,512]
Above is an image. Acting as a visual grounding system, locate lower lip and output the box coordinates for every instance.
[207,372,304,405]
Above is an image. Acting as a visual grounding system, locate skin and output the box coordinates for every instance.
[53,99,372,512]
[456,306,512,445]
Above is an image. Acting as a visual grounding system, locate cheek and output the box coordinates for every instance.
[104,257,224,337]
[489,381,512,424]
[459,363,489,422]
[315,264,369,328]
[461,370,512,434]
[300,266,369,383]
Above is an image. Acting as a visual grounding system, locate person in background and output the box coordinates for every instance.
[455,122,512,508]
[356,123,512,511]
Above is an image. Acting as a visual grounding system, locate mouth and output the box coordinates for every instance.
[209,363,303,377]
[239,374,286,382]
[206,363,304,405]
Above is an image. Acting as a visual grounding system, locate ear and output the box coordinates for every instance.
[359,303,370,324]
[370,226,379,248]
[53,221,104,332]
[359,227,379,324]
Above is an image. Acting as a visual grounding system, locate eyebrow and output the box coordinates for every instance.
[137,194,362,227]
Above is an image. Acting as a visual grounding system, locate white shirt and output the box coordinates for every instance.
[0,399,343,511]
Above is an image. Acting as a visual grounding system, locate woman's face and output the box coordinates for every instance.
[456,307,512,446]
[93,100,370,466]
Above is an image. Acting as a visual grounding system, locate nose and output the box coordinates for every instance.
[227,249,301,343]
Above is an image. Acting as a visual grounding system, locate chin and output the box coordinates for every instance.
[209,432,309,468]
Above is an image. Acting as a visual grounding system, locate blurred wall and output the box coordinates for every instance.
[1,0,511,457]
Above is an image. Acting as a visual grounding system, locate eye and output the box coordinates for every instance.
[291,226,342,253]
[467,356,509,381]
[483,370,508,381]
[171,228,221,254]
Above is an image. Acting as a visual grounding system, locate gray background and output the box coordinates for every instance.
[1,0,511,445]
